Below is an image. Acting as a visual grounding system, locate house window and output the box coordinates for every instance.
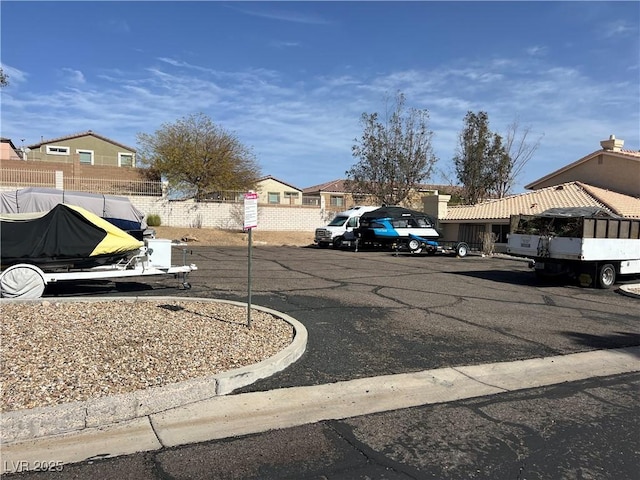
[268,192,280,204]
[77,149,94,165]
[284,191,299,204]
[491,224,509,243]
[46,145,69,155]
[118,153,134,167]
[330,195,344,207]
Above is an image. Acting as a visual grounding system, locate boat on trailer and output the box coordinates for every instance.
[0,187,150,239]
[1,204,196,299]
[355,206,441,249]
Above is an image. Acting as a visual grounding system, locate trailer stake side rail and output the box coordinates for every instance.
[506,213,640,288]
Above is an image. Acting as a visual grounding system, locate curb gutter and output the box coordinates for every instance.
[2,346,638,474]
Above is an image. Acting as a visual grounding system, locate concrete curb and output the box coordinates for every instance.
[2,347,638,474]
[618,284,640,299]
[0,297,308,445]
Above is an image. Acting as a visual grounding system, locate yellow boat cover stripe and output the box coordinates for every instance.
[65,204,144,256]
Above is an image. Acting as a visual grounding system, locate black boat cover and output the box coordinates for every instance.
[359,206,437,225]
[1,204,144,269]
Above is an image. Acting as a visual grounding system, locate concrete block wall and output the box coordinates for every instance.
[129,197,329,231]
[0,186,333,232]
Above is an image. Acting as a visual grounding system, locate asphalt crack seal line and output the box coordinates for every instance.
[3,346,638,473]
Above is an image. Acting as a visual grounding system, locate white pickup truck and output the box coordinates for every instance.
[314,206,380,248]
[506,208,640,288]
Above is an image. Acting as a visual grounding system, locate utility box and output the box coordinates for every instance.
[146,239,172,268]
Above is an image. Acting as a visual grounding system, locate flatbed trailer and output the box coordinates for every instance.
[506,213,640,288]
[403,234,470,257]
[0,239,197,299]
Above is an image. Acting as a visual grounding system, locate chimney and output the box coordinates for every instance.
[600,134,624,152]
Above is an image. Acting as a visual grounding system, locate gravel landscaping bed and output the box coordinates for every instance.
[1,300,294,413]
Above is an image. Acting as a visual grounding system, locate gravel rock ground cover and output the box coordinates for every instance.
[0,229,310,414]
[0,300,294,413]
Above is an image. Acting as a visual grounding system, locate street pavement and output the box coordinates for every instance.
[3,245,639,479]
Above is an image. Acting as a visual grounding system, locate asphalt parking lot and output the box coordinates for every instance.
[8,245,640,479]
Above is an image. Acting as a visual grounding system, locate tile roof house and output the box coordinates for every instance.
[0,138,23,161]
[443,182,640,221]
[428,135,640,251]
[24,130,136,167]
[302,179,358,209]
[256,175,304,205]
[525,135,640,197]
[303,178,457,211]
[2,131,149,192]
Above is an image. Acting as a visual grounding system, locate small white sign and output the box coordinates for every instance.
[244,192,258,229]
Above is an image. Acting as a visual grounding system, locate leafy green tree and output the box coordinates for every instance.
[453,111,508,204]
[0,67,9,87]
[137,113,261,201]
[346,92,438,206]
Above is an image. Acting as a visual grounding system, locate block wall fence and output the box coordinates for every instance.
[0,186,334,232]
[129,196,332,231]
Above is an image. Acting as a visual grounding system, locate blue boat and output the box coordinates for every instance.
[355,206,440,249]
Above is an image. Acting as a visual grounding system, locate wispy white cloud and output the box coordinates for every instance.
[1,50,638,191]
[0,64,27,85]
[228,5,333,25]
[105,18,131,34]
[156,57,214,74]
[601,20,635,39]
[60,68,86,85]
[526,45,547,57]
[269,40,301,49]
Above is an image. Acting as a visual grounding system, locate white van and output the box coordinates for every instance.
[314,206,380,248]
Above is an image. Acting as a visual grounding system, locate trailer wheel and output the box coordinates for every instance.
[455,242,469,258]
[597,263,616,289]
[408,238,421,252]
[0,264,47,299]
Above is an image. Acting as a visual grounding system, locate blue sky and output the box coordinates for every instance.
[1,1,638,193]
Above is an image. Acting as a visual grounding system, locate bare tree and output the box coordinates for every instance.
[495,119,543,197]
[346,92,438,206]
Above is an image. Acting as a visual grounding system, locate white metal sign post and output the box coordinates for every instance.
[244,192,258,327]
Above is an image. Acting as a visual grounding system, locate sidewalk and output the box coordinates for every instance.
[2,344,639,474]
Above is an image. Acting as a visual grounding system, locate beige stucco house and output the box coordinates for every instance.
[1,131,150,192]
[255,175,304,205]
[302,179,361,210]
[426,135,640,252]
[302,179,454,211]
[0,138,23,161]
[525,135,639,197]
[23,130,136,167]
